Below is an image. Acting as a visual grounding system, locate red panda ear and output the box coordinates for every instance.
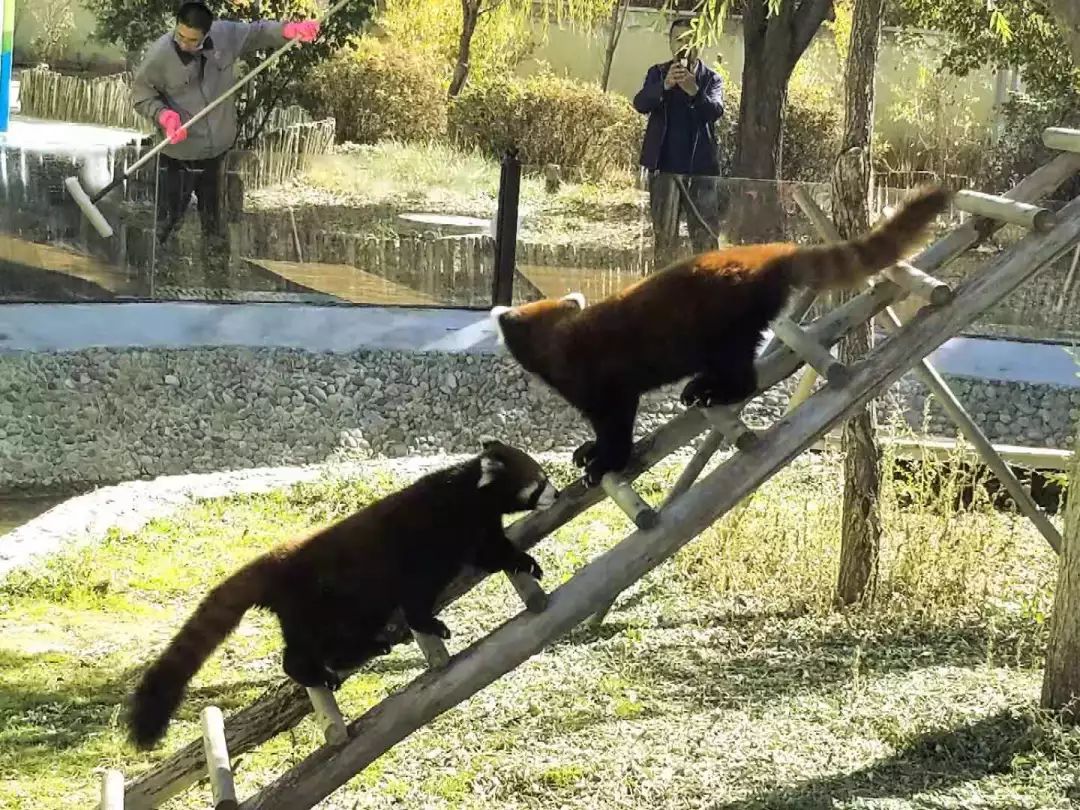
[561,292,586,310]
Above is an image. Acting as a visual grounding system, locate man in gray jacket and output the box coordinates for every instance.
[132,1,319,286]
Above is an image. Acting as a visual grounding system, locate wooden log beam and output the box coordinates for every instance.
[1043,127,1080,155]
[237,196,1080,810]
[954,190,1057,232]
[118,278,909,809]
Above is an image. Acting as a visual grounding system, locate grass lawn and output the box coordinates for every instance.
[1,451,1078,809]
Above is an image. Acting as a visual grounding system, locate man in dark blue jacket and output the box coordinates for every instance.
[633,16,726,266]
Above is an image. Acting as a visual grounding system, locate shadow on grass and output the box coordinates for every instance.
[710,709,1037,809]
[562,608,1044,715]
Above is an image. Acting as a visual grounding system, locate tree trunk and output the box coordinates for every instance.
[831,0,885,607]
[1045,0,1080,71]
[600,0,630,92]
[1041,427,1080,721]
[727,0,834,243]
[448,0,481,97]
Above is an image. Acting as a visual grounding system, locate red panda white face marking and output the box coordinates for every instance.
[489,305,512,346]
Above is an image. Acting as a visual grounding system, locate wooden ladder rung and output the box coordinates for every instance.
[954,189,1056,232]
[600,473,659,530]
[1043,126,1080,155]
[305,687,349,746]
[882,260,953,306]
[704,406,760,451]
[506,571,549,612]
[100,768,124,810]
[201,706,238,810]
[411,630,451,668]
[770,318,848,385]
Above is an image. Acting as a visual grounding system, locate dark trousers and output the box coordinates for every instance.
[648,171,725,268]
[155,152,231,287]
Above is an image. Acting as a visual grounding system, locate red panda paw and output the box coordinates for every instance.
[572,440,598,468]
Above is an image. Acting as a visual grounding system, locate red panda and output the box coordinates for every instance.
[126,440,557,750]
[490,184,951,485]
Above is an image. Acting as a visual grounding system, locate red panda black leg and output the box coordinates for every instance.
[580,396,639,486]
[283,640,342,690]
[474,533,544,580]
[680,352,759,409]
[403,602,452,640]
[572,440,598,469]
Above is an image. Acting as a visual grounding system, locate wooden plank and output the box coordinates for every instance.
[600,473,659,529]
[246,258,442,306]
[0,234,132,293]
[122,278,903,809]
[237,196,1080,810]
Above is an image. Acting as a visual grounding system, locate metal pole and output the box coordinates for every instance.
[491,147,520,306]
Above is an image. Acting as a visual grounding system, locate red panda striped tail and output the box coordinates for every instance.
[126,556,270,749]
[784,184,952,290]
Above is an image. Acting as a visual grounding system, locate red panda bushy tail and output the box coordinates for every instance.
[783,184,952,290]
[126,556,271,750]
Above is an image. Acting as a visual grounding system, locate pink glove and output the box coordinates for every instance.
[157,109,187,144]
[283,20,320,42]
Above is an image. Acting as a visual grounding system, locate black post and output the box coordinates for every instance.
[491,147,521,307]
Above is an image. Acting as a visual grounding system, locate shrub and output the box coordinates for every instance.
[302,37,448,145]
[782,68,843,183]
[448,71,644,180]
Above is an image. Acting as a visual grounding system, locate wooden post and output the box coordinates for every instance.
[100,768,124,810]
[412,631,451,669]
[236,196,1080,810]
[201,706,238,810]
[305,688,349,746]
[601,474,659,529]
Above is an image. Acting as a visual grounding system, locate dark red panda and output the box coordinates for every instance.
[126,440,556,750]
[490,184,951,485]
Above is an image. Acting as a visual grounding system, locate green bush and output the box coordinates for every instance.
[448,71,644,180]
[782,71,843,183]
[302,37,448,145]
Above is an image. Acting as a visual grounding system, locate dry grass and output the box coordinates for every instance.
[0,448,1076,809]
